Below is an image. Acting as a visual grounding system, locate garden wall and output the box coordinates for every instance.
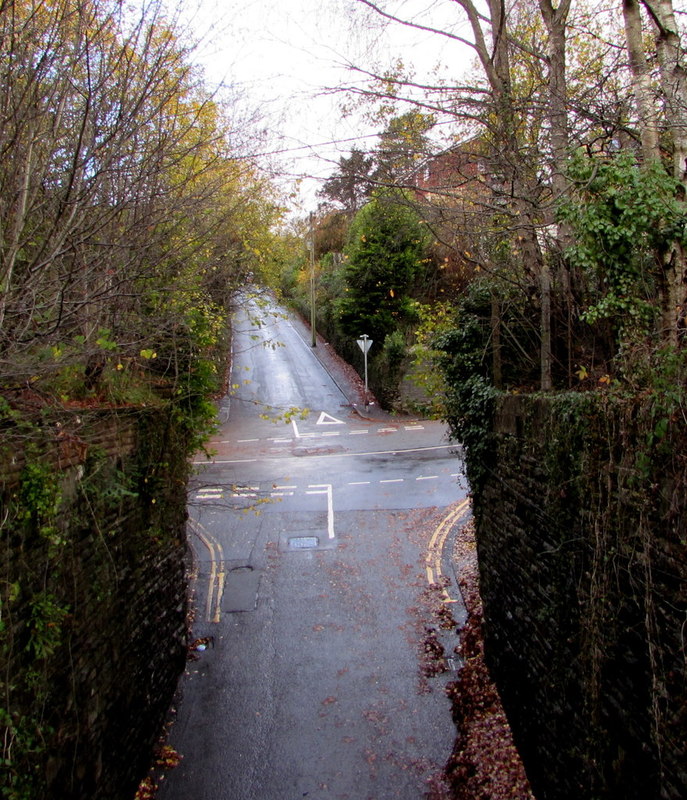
[0,407,190,800]
[473,392,686,800]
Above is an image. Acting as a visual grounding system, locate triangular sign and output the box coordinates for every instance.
[317,411,345,425]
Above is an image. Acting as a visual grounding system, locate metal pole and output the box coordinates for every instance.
[362,334,369,409]
[309,213,316,348]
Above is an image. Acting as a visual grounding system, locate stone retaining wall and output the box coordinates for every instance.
[0,408,189,800]
[473,393,686,800]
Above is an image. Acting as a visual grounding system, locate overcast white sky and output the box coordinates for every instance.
[177,0,475,212]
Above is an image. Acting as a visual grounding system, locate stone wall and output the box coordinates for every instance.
[0,408,190,800]
[472,393,686,800]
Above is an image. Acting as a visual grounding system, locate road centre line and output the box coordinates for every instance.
[196,471,452,501]
[194,443,455,465]
[216,424,433,448]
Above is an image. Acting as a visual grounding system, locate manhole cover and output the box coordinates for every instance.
[289,536,319,549]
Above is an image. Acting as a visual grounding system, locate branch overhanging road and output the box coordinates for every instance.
[158,296,472,800]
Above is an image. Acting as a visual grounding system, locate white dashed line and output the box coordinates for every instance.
[380,478,404,484]
[237,438,259,443]
[416,475,438,481]
[349,430,368,435]
[348,480,371,485]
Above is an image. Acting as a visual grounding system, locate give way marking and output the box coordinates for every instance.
[316,411,345,425]
[292,411,345,439]
[306,483,335,539]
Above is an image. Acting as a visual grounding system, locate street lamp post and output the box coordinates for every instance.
[308,213,316,348]
[356,334,373,410]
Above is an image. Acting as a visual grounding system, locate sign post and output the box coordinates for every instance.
[356,334,373,409]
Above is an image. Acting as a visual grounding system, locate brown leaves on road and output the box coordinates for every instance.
[445,519,534,800]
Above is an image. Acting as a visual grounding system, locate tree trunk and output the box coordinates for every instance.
[640,0,687,340]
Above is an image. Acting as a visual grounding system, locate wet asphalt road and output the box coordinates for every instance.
[157,295,470,800]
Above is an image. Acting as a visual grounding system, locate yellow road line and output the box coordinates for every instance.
[426,498,471,602]
[188,518,226,623]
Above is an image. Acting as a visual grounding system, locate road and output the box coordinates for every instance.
[158,295,470,800]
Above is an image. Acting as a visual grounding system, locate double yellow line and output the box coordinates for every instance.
[188,518,226,624]
[425,498,471,603]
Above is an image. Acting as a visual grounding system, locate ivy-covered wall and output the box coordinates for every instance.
[0,408,190,800]
[472,393,686,800]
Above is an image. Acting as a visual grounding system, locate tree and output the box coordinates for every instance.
[318,148,375,214]
[337,190,429,344]
[0,0,279,399]
[373,110,435,185]
[622,0,687,342]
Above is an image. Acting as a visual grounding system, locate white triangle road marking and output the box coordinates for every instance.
[316,411,345,425]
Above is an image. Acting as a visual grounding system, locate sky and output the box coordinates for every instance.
[177,0,476,213]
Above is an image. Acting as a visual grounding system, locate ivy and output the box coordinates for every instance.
[24,593,69,660]
[18,460,63,547]
[558,151,687,340]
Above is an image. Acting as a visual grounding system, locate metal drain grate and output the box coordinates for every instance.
[289,536,319,549]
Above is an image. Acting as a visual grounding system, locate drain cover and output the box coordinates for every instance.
[289,536,319,549]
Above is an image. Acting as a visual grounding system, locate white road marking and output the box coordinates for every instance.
[380,478,404,484]
[291,419,301,439]
[377,427,397,433]
[317,411,345,425]
[416,475,438,481]
[348,480,370,485]
[194,443,455,465]
[237,438,259,443]
[404,425,425,431]
[306,484,335,538]
[349,430,368,435]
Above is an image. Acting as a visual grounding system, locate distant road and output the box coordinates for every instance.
[158,296,469,800]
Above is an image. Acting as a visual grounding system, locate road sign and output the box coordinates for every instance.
[357,335,373,353]
[356,335,372,408]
